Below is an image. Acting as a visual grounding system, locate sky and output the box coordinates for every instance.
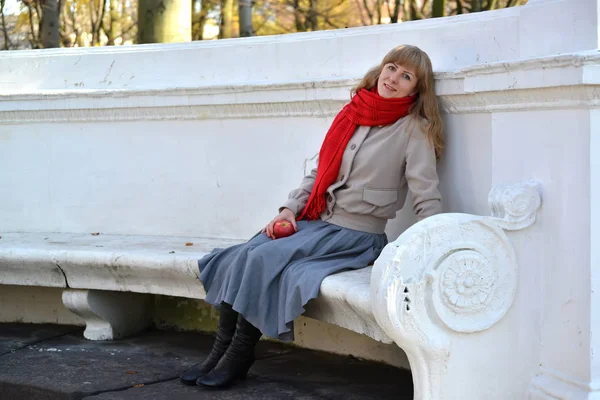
[3,0,20,15]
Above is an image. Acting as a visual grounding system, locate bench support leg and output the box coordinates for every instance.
[62,289,152,340]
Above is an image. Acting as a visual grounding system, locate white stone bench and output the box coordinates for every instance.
[0,229,393,342]
[0,180,541,399]
[11,1,597,394]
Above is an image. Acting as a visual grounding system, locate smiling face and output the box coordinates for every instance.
[377,63,418,99]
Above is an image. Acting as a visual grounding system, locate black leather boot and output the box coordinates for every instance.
[179,302,238,385]
[196,317,263,389]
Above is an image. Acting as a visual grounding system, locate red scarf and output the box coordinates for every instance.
[298,88,416,221]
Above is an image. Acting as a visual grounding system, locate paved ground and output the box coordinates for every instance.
[0,323,413,400]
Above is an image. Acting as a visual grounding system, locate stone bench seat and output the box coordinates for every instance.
[0,231,391,343]
[0,181,542,399]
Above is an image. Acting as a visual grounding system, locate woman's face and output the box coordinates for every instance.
[377,62,418,99]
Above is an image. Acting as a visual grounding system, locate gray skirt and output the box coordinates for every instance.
[198,219,388,341]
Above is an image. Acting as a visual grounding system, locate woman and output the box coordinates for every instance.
[180,44,444,389]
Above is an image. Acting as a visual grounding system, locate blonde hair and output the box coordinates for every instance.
[352,45,444,158]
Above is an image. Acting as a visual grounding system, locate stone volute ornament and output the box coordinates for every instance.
[488,180,542,231]
[370,180,542,400]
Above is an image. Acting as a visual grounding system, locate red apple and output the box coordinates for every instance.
[273,220,296,239]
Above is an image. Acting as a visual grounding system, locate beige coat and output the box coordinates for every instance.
[281,115,442,234]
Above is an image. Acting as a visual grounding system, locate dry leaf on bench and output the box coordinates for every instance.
[185,242,193,246]
[91,232,100,236]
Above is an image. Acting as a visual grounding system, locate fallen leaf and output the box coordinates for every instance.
[91,232,100,236]
[185,242,193,246]
[169,251,175,254]
[133,383,144,388]
[125,371,137,375]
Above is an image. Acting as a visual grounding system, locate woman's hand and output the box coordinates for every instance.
[261,208,298,239]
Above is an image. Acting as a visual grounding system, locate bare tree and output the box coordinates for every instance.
[87,0,106,45]
[360,0,382,25]
[308,0,318,29]
[4,0,528,49]
[403,0,422,20]
[239,0,253,36]
[385,0,402,23]
[22,0,42,48]
[219,0,233,38]
[432,0,445,17]
[192,0,202,39]
[39,0,60,47]
[106,0,120,44]
[0,0,12,49]
[138,0,191,43]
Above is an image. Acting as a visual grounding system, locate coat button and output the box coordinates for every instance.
[350,144,356,150]
[326,210,331,216]
[327,195,333,202]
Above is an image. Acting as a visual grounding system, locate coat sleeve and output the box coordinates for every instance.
[279,158,318,216]
[405,125,442,221]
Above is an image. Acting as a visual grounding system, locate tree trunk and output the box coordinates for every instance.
[89,0,107,46]
[471,0,481,12]
[375,0,382,24]
[456,0,463,14]
[1,0,11,50]
[220,0,233,38]
[238,0,253,36]
[192,0,202,40]
[404,0,421,20]
[432,0,445,17]
[293,0,306,31]
[107,0,120,45]
[138,0,192,43]
[361,0,374,24]
[40,0,60,48]
[58,3,71,47]
[388,0,401,23]
[308,0,318,30]
[65,1,84,47]
[89,0,97,45]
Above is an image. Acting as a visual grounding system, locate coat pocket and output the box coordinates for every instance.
[362,188,398,207]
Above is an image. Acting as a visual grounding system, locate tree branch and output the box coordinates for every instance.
[420,0,429,16]
[484,0,497,10]
[315,11,340,28]
[34,0,42,44]
[384,0,392,20]
[353,0,369,24]
[362,0,374,24]
[121,20,136,35]
[26,2,38,47]
[66,1,81,46]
